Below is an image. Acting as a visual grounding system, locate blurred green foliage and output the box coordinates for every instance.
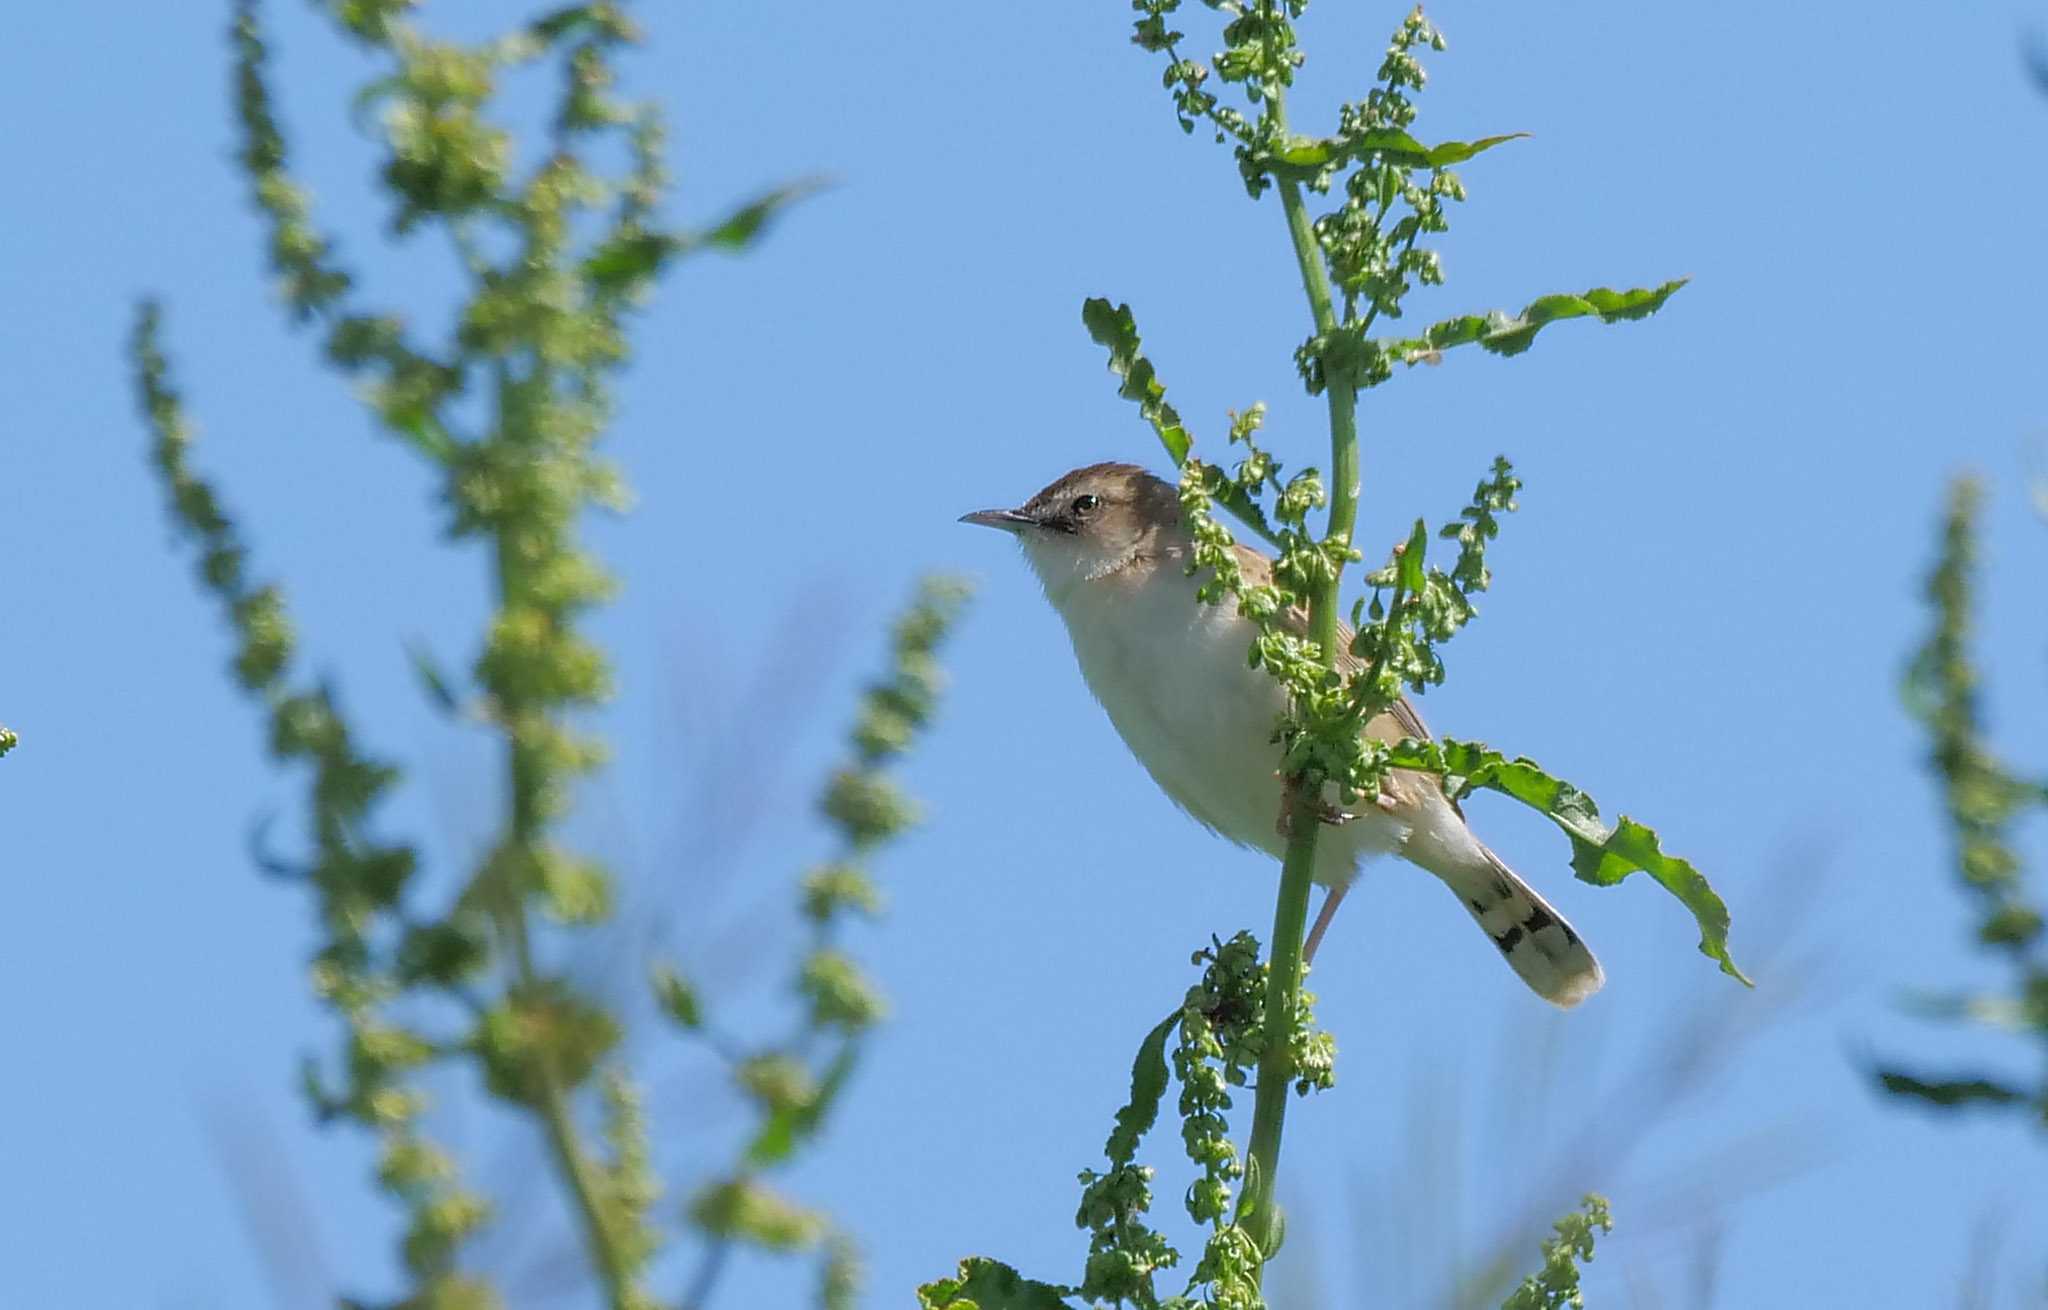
[1499,1196,1612,1310]
[1878,477,2048,1127]
[131,3,967,1307]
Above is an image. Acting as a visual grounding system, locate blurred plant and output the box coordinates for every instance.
[1498,1196,1609,1310]
[1876,477,2048,1125]
[0,726,17,758]
[921,4,1739,1306]
[130,2,969,1307]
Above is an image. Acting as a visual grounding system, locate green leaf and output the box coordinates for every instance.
[1270,129,1526,171]
[391,411,458,464]
[1501,1195,1612,1310]
[529,5,611,42]
[405,640,461,714]
[747,1044,859,1168]
[1215,485,1281,550]
[581,231,680,294]
[1422,131,1529,166]
[917,1258,1075,1310]
[695,178,825,252]
[651,962,703,1028]
[1082,299,1280,548]
[1875,1069,2032,1111]
[1105,1010,1181,1166]
[1383,737,1749,984]
[1387,279,1689,361]
[1081,297,1190,465]
[1395,518,1429,596]
[1898,990,2038,1032]
[0,725,17,759]
[689,1176,827,1252]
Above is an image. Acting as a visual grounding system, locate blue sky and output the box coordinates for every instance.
[5,1,2047,1306]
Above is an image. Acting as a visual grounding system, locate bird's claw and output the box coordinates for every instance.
[1275,795,1360,839]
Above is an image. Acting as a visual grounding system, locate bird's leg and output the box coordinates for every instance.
[1273,775,1359,840]
[1303,881,1349,966]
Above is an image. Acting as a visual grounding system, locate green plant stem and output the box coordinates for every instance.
[1231,62,1366,1283]
[491,534,636,1310]
[1237,804,1322,1262]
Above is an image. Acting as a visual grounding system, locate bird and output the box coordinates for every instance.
[961,461,1603,1007]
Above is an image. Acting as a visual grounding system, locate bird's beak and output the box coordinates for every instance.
[958,508,1036,533]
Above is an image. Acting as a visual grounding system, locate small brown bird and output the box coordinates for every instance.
[963,462,1603,1007]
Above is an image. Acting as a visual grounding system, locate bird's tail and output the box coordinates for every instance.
[1436,845,1603,1008]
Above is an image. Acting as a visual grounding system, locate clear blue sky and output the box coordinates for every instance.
[5,2,2047,1306]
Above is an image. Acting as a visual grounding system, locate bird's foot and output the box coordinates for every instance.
[1274,793,1361,840]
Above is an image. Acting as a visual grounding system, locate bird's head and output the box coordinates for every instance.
[960,462,1184,602]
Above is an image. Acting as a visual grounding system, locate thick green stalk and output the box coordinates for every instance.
[1233,65,1364,1281]
[491,513,637,1310]
[493,891,633,1306]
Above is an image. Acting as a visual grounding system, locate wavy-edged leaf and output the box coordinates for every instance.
[1387,279,1688,362]
[917,1257,1075,1310]
[1105,1009,1181,1166]
[1081,298,1280,548]
[1080,297,1190,465]
[1383,737,1748,984]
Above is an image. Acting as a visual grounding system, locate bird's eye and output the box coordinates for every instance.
[1070,494,1100,516]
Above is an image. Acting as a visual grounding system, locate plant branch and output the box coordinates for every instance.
[490,533,635,1310]
[1231,49,1366,1282]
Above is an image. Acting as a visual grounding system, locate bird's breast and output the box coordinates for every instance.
[1053,569,1348,867]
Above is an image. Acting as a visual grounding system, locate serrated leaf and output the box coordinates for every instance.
[1383,737,1748,984]
[1080,297,1190,465]
[917,1257,1075,1310]
[1387,279,1688,362]
[1105,1010,1180,1166]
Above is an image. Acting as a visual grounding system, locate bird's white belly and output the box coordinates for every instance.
[1055,570,1406,885]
